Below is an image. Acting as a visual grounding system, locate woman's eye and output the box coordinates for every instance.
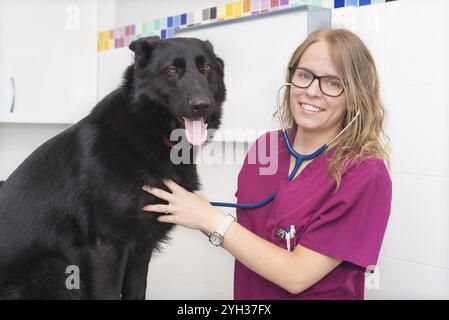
[166,67,177,75]
[201,64,212,72]
[298,72,312,80]
[328,80,339,87]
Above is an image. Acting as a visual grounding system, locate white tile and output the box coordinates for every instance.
[196,142,244,202]
[340,3,388,89]
[146,226,235,296]
[331,6,356,30]
[365,256,449,300]
[382,85,449,177]
[384,0,449,87]
[98,47,134,101]
[147,273,232,300]
[381,174,449,269]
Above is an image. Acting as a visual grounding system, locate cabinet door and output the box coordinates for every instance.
[0,0,97,124]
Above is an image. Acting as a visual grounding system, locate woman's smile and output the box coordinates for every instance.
[299,102,324,114]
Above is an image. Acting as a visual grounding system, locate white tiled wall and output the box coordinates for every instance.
[0,0,448,300]
[333,0,449,299]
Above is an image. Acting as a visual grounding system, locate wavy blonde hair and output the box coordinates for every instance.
[276,28,390,193]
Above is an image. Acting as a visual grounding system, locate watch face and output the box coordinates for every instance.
[209,233,222,246]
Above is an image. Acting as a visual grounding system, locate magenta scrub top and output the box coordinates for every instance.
[234,130,392,300]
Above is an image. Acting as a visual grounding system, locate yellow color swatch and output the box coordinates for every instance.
[225,3,234,19]
[234,1,243,18]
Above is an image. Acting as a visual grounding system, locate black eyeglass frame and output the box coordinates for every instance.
[288,67,345,97]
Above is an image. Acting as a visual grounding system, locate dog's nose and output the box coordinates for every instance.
[190,100,210,115]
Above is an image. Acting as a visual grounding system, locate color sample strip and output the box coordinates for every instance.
[98,0,387,51]
[289,0,301,7]
[154,19,161,31]
[243,0,251,15]
[217,4,226,20]
[187,12,194,26]
[210,7,217,20]
[234,1,243,18]
[225,3,234,19]
[173,15,181,27]
[261,0,269,13]
[320,0,334,7]
[251,0,260,15]
[203,8,210,21]
[193,10,202,24]
[181,13,187,25]
[166,27,175,39]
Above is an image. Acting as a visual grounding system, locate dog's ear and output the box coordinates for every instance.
[216,56,224,71]
[129,36,160,58]
[203,40,214,51]
[203,40,224,73]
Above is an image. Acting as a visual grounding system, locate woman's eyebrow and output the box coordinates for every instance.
[297,66,340,78]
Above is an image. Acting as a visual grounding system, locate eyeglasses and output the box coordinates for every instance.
[288,67,345,97]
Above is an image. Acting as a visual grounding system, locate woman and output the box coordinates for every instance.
[142,28,392,300]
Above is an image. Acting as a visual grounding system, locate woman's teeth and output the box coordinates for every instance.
[301,103,323,113]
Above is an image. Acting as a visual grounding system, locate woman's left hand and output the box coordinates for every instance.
[142,179,225,234]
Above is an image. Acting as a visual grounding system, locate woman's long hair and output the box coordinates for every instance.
[275,28,390,193]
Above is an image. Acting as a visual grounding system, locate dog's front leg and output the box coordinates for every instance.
[85,238,129,300]
[121,243,154,300]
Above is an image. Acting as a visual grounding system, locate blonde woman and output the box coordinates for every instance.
[142,28,392,300]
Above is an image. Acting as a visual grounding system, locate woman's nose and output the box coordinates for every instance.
[305,79,322,97]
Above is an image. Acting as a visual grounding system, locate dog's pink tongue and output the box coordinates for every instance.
[183,117,207,145]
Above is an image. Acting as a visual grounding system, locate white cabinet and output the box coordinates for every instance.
[0,0,98,124]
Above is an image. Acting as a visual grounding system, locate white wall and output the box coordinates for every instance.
[333,0,449,299]
[1,0,448,300]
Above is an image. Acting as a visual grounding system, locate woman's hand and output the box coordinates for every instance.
[142,179,226,234]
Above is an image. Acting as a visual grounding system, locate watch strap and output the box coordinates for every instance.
[215,214,236,237]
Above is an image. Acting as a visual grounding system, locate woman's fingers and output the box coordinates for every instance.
[162,179,183,193]
[142,185,174,202]
[141,204,176,224]
[156,214,176,224]
[142,204,169,213]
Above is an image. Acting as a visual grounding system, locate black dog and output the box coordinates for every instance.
[0,36,225,299]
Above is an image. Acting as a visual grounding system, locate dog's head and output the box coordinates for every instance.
[128,36,225,146]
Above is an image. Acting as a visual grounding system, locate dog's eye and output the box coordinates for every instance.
[201,64,212,72]
[166,67,178,75]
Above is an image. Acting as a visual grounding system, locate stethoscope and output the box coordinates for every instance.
[210,83,360,209]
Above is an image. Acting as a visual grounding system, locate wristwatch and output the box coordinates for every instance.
[209,214,236,246]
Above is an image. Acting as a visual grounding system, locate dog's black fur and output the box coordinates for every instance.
[0,37,225,299]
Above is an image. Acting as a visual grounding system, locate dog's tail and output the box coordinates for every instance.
[0,258,82,300]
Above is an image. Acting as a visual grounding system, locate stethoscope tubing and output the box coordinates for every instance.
[210,83,360,209]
